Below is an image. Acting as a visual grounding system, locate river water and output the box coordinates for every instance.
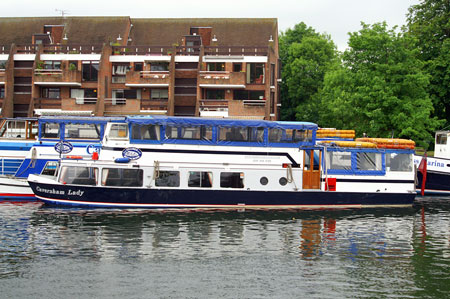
[0,197,449,298]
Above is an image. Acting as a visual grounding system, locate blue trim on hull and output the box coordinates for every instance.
[29,182,415,209]
[416,171,450,195]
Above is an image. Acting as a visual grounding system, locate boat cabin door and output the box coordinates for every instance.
[302,149,321,189]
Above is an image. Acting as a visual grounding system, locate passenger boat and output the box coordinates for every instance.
[27,116,417,209]
[414,131,450,195]
[0,116,123,200]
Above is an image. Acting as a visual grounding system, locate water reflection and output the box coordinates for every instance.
[0,200,449,298]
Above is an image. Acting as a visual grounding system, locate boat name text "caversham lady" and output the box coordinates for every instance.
[36,186,84,196]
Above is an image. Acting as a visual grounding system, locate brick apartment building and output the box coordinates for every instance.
[0,17,280,120]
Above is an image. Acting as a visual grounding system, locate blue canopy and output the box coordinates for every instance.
[126,116,318,130]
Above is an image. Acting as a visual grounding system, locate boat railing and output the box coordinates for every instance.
[0,158,24,175]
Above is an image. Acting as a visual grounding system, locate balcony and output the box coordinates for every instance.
[0,69,5,85]
[61,98,97,111]
[141,99,168,114]
[198,71,246,89]
[204,46,268,57]
[199,99,228,118]
[32,98,62,110]
[125,71,170,88]
[111,46,172,56]
[104,98,141,115]
[34,69,82,87]
[42,44,103,54]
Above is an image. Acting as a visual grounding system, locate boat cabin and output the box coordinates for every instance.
[0,118,38,140]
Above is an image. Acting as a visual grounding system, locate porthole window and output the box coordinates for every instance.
[279,177,288,186]
[260,177,268,185]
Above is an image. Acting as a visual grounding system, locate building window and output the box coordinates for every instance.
[0,87,4,98]
[0,60,6,69]
[151,89,168,100]
[246,63,265,84]
[134,62,143,72]
[220,172,244,188]
[233,90,265,101]
[41,87,60,99]
[205,89,225,99]
[112,89,140,100]
[207,62,225,72]
[150,62,169,72]
[188,171,213,188]
[155,171,180,187]
[71,88,97,104]
[82,61,99,81]
[233,63,242,72]
[43,61,61,70]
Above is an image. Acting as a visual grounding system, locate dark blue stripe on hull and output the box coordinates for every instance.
[416,171,450,194]
[29,182,415,208]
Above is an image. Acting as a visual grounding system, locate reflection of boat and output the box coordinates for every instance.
[29,116,417,208]
[0,116,122,200]
[414,131,450,195]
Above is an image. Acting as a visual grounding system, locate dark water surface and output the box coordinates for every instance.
[0,198,449,298]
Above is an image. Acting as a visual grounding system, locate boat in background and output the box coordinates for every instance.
[414,130,450,195]
[28,116,417,209]
[0,116,124,200]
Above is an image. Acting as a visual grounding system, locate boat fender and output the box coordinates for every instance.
[115,157,131,163]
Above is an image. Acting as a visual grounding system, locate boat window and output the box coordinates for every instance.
[326,151,352,170]
[41,161,58,176]
[436,133,447,145]
[59,166,98,185]
[108,124,128,139]
[132,124,160,141]
[41,123,60,139]
[219,127,264,143]
[386,153,412,172]
[356,152,382,171]
[188,171,213,187]
[268,128,312,143]
[165,125,212,141]
[64,123,101,140]
[155,171,180,187]
[220,172,244,188]
[0,120,27,138]
[101,168,143,187]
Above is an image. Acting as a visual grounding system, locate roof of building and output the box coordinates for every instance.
[0,17,278,49]
[130,18,278,47]
[0,17,131,46]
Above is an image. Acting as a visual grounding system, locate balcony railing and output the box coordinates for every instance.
[204,46,268,56]
[243,100,266,106]
[34,69,82,85]
[0,46,10,54]
[141,99,168,111]
[16,44,38,54]
[42,44,103,54]
[104,98,141,115]
[112,46,172,56]
[176,46,201,56]
[199,99,228,111]
[125,71,170,86]
[198,71,246,86]
[33,98,62,109]
[73,98,97,105]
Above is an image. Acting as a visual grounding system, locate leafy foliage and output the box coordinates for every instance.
[279,23,338,121]
[317,23,442,147]
[407,0,450,123]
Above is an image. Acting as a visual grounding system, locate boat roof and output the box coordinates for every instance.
[38,116,126,124]
[126,116,318,130]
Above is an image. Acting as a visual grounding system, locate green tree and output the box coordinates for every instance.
[279,22,338,121]
[407,0,450,123]
[318,22,441,147]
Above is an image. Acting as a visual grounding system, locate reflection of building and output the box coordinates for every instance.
[300,219,322,258]
[0,17,280,120]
